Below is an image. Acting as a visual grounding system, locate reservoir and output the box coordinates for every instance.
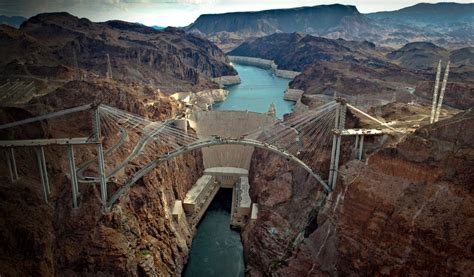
[183,63,293,276]
[213,63,294,118]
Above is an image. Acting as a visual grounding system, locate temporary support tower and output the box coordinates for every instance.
[430,60,450,123]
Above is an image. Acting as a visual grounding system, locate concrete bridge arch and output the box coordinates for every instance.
[107,137,330,208]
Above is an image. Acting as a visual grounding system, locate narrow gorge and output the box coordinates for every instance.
[0,3,473,277]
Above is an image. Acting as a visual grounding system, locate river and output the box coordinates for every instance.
[183,63,293,276]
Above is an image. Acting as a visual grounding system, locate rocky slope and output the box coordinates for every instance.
[0,12,237,98]
[230,32,474,109]
[290,59,474,110]
[244,107,474,275]
[386,42,474,71]
[229,32,384,72]
[0,12,240,276]
[231,33,474,71]
[0,79,205,276]
[186,3,473,51]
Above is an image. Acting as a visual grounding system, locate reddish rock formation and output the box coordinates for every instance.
[0,79,205,276]
[228,32,474,110]
[244,108,474,275]
[0,12,237,99]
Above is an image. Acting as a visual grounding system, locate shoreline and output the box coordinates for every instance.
[228,56,301,80]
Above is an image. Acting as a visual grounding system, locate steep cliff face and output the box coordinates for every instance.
[0,81,204,276]
[0,12,237,95]
[244,109,474,275]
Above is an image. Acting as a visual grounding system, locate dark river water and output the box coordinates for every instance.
[183,63,293,276]
[182,189,244,277]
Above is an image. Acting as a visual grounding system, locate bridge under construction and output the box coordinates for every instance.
[0,98,404,229]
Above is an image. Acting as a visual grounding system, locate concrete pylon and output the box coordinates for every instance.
[329,98,346,190]
[430,60,442,124]
[434,61,450,123]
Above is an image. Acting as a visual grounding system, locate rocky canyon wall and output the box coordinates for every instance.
[0,80,205,276]
[243,108,474,276]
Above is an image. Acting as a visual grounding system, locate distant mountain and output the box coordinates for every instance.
[367,3,474,26]
[151,25,165,30]
[386,42,474,71]
[0,15,27,28]
[186,3,474,51]
[188,4,364,35]
[0,12,236,93]
[186,4,383,52]
[386,42,449,70]
[366,3,473,48]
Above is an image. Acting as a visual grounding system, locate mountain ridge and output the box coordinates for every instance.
[186,2,474,51]
[0,11,236,105]
[0,15,27,28]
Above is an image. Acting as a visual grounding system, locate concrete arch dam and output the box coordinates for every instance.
[178,110,277,228]
[188,110,276,170]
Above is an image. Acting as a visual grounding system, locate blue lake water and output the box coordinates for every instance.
[213,63,294,118]
[183,64,293,276]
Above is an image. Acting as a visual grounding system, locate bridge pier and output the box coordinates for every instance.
[358,135,364,160]
[35,146,50,202]
[5,148,18,183]
[67,145,79,208]
[93,106,108,206]
[353,135,365,160]
[329,99,347,190]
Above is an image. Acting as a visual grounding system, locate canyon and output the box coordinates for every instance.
[244,108,474,276]
[0,5,473,277]
[0,12,238,276]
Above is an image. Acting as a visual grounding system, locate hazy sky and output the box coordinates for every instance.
[0,0,471,27]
